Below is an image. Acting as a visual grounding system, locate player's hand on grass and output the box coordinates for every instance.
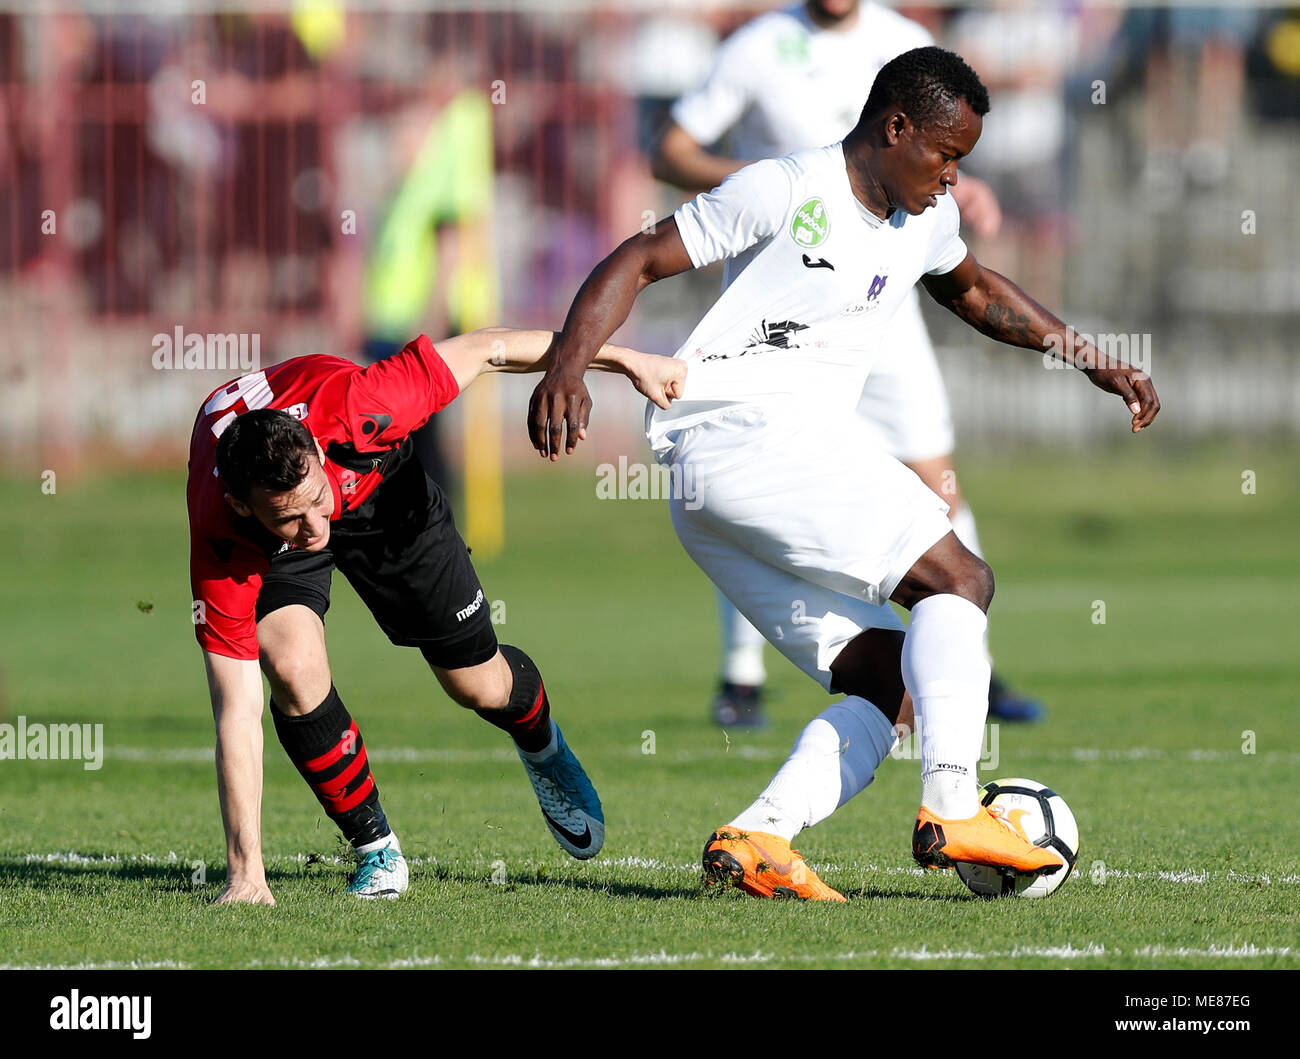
[628,353,687,410]
[215,877,276,906]
[528,368,592,460]
[1083,360,1160,433]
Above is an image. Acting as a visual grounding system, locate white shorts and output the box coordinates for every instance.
[856,290,956,464]
[669,408,953,691]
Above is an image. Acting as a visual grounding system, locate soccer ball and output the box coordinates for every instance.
[955,778,1080,898]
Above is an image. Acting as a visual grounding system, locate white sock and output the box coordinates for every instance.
[728,697,898,840]
[356,831,401,855]
[718,591,766,686]
[902,594,991,819]
[949,504,994,666]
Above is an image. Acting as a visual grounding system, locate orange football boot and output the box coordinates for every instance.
[702,828,847,901]
[912,804,1065,875]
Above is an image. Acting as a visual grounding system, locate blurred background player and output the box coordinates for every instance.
[947,0,1080,310]
[363,85,499,501]
[651,0,1044,729]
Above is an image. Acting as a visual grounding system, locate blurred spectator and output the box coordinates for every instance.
[621,15,719,158]
[1118,6,1261,197]
[947,0,1082,307]
[363,86,498,495]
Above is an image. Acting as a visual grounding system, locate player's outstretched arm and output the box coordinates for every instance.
[922,253,1160,433]
[203,650,275,906]
[652,121,746,192]
[528,221,695,459]
[435,327,686,409]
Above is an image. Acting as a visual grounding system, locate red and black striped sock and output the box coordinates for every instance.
[473,644,553,754]
[271,686,390,848]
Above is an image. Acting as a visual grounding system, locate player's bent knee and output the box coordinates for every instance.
[937,554,994,612]
[260,649,331,713]
[257,606,329,708]
[431,649,513,712]
[955,554,995,611]
[933,545,994,611]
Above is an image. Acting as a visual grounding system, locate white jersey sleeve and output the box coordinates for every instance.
[670,29,752,147]
[924,194,969,275]
[673,157,796,270]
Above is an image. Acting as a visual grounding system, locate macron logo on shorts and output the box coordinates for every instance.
[455,589,485,623]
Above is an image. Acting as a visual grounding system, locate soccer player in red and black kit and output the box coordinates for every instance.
[189,327,684,903]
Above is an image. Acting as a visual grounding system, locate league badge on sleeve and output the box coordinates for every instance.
[790,197,830,248]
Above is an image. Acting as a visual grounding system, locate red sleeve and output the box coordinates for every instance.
[338,334,461,452]
[190,533,269,661]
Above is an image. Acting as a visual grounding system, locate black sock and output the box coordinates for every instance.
[271,686,390,848]
[474,645,553,754]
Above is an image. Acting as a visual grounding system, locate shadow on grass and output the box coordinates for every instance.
[0,853,695,901]
[845,886,977,903]
[420,863,696,901]
[0,854,310,896]
[1,854,976,903]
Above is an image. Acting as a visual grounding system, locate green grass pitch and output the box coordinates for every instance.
[0,446,1296,969]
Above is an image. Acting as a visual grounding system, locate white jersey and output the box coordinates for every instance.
[671,2,932,164]
[647,144,967,460]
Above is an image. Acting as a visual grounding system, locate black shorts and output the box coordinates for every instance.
[254,451,498,670]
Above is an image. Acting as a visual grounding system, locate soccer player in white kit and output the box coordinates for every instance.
[530,47,1158,898]
[653,0,1044,728]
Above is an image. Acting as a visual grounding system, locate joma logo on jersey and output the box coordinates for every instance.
[867,274,888,300]
[790,198,830,248]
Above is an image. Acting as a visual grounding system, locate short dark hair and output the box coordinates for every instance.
[861,46,990,130]
[215,408,316,502]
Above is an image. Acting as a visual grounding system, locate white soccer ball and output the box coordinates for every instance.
[956,778,1080,898]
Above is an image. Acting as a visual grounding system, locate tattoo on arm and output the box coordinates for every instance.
[982,302,1035,348]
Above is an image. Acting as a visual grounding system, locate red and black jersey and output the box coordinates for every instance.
[187,335,459,660]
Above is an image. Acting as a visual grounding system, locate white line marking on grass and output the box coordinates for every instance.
[1042,748,1300,763]
[464,950,776,968]
[1133,945,1294,959]
[602,856,696,871]
[21,850,186,866]
[13,852,1298,890]
[889,943,1110,961]
[6,944,1292,971]
[102,745,1300,766]
[106,747,518,764]
[237,951,774,969]
[0,960,191,970]
[259,943,1291,968]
